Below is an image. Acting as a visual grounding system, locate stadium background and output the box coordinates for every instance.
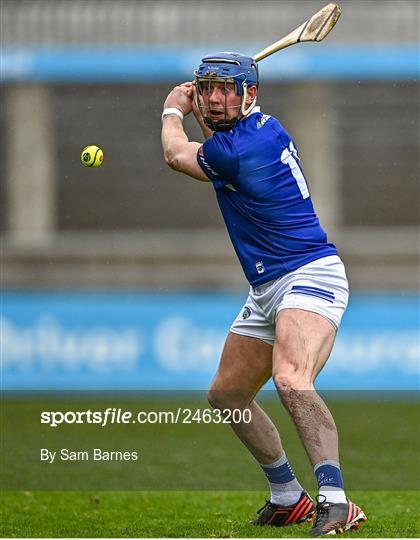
[1,0,419,391]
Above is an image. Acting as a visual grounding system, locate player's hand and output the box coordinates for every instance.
[191,82,202,121]
[164,82,194,116]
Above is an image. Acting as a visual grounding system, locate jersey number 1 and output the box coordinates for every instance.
[281,141,310,199]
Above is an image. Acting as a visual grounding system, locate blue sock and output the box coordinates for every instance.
[314,460,346,504]
[260,453,303,506]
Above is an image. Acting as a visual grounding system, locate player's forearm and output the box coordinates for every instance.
[161,117,190,169]
[162,117,188,162]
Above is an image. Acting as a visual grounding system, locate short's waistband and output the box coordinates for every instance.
[251,255,343,295]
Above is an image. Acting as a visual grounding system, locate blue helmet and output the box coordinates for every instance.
[194,52,259,94]
[194,52,259,131]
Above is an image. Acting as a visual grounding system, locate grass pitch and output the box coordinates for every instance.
[1,490,419,537]
[1,395,419,537]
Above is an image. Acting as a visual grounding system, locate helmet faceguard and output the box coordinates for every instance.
[194,52,259,132]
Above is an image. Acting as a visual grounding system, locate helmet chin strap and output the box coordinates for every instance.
[240,83,257,117]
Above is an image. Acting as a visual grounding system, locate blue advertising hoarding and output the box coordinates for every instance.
[1,45,419,83]
[2,292,419,391]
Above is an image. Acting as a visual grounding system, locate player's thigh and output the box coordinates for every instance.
[208,331,272,409]
[273,308,336,388]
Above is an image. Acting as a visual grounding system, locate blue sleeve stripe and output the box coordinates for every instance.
[196,150,213,181]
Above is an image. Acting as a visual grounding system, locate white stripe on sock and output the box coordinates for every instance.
[319,486,347,504]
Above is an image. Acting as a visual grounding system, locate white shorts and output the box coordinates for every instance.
[230,255,349,346]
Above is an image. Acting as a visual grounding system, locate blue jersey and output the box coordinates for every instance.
[196,108,338,287]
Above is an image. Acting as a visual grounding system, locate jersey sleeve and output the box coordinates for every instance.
[196,132,239,188]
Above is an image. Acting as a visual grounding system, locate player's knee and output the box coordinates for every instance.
[207,388,227,410]
[275,379,299,413]
[273,370,310,404]
[273,371,313,416]
[273,347,312,392]
[207,388,246,411]
[272,352,299,389]
[273,371,295,394]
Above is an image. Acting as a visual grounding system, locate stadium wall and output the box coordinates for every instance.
[1,80,418,290]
